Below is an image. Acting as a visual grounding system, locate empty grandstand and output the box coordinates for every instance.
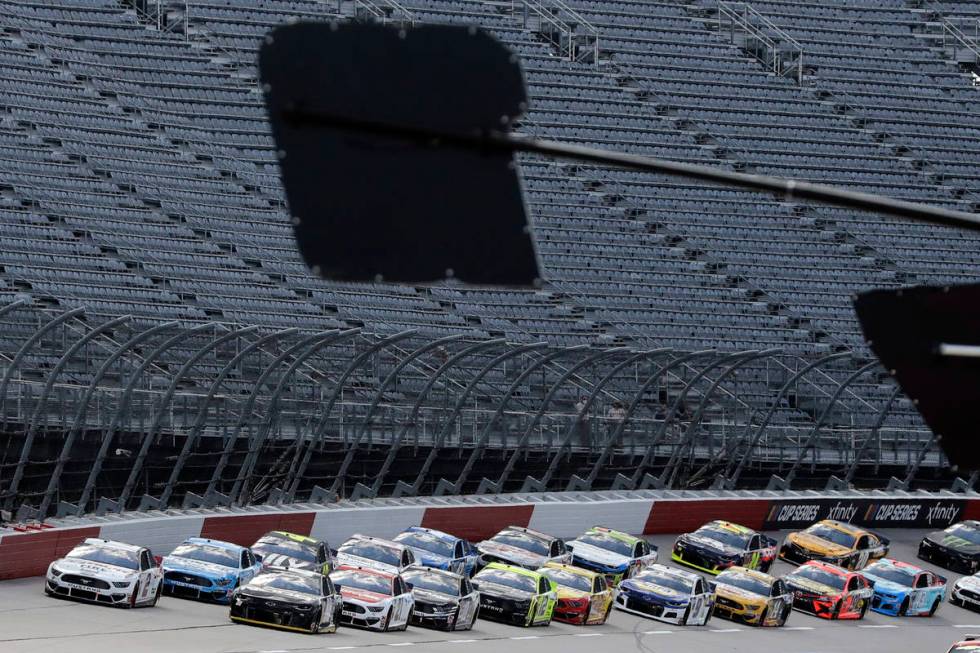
[0,0,976,520]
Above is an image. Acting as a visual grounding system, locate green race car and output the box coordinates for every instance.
[471,562,557,626]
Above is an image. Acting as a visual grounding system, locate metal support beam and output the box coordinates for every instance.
[771,360,879,490]
[663,349,779,489]
[282,330,418,503]
[0,307,84,428]
[725,352,852,489]
[485,347,628,494]
[326,334,469,498]
[842,383,903,484]
[39,320,180,518]
[361,338,506,499]
[233,328,361,504]
[75,322,215,515]
[2,315,130,511]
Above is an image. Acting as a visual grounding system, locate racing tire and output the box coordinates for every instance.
[601,602,612,625]
[128,581,141,609]
[702,605,713,626]
[381,611,392,632]
[899,597,910,617]
[680,605,691,626]
[148,583,161,608]
[779,604,791,627]
[310,609,322,635]
[830,599,842,620]
[757,607,768,627]
[951,595,962,608]
[929,598,940,617]
[858,599,869,620]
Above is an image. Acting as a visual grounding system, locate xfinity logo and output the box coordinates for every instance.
[927,503,961,525]
[826,502,858,523]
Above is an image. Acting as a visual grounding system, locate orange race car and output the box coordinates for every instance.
[783,560,873,620]
[779,519,888,570]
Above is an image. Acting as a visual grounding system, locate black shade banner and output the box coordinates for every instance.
[763,497,967,530]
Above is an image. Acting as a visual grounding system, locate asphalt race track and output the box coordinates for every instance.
[1,529,974,653]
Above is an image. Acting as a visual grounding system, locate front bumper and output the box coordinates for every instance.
[870,592,903,616]
[919,541,979,574]
[951,584,980,612]
[671,548,735,575]
[712,596,764,625]
[230,601,325,633]
[614,591,685,624]
[46,576,132,606]
[410,602,459,630]
[163,578,232,603]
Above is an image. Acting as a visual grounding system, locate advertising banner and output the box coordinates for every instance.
[763,497,966,530]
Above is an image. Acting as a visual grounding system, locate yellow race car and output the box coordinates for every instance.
[711,566,793,627]
[538,563,613,625]
[779,520,889,570]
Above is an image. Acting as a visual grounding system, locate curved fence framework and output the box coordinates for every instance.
[0,303,948,520]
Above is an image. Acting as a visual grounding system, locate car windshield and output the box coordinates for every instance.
[253,537,318,563]
[67,544,139,571]
[491,531,549,556]
[864,563,915,587]
[396,532,455,558]
[635,569,694,594]
[403,571,460,596]
[541,568,592,593]
[790,566,846,591]
[948,523,980,545]
[475,569,537,593]
[340,541,400,567]
[250,573,321,595]
[576,533,633,557]
[806,524,856,548]
[716,572,769,596]
[697,526,749,549]
[331,570,393,595]
[171,543,238,568]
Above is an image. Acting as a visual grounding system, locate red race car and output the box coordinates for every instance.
[783,560,873,620]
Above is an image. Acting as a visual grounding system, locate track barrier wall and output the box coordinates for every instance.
[1,492,975,580]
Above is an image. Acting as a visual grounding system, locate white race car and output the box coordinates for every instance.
[615,563,715,625]
[335,534,417,574]
[329,565,415,631]
[45,538,162,608]
[950,572,980,611]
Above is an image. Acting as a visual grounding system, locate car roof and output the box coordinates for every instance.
[343,534,407,552]
[799,560,850,577]
[868,558,922,573]
[403,526,459,543]
[333,564,397,580]
[497,526,555,542]
[718,566,775,584]
[643,563,700,582]
[541,562,601,580]
[817,520,866,537]
[264,531,320,546]
[81,538,143,553]
[264,567,325,581]
[480,562,544,580]
[183,537,244,552]
[705,520,754,535]
[587,526,641,545]
[402,566,464,581]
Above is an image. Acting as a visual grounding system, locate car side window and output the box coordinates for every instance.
[846,576,859,592]
[538,578,549,594]
[317,544,327,564]
[772,580,785,596]
[240,551,249,569]
[549,541,560,557]
[695,579,706,595]
[856,535,870,550]
[914,574,930,588]
[558,539,567,555]
[633,542,644,557]
[454,541,464,559]
[139,550,150,571]
[394,577,406,595]
[594,576,606,593]
[748,535,760,550]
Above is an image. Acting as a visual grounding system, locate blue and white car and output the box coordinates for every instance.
[614,563,714,625]
[567,526,657,585]
[161,537,262,603]
[860,558,946,617]
[394,527,479,576]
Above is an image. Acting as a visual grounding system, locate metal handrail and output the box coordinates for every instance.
[519,0,599,68]
[718,1,804,84]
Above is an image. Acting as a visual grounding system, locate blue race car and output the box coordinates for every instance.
[394,526,479,576]
[860,558,947,617]
[613,563,715,625]
[161,537,262,603]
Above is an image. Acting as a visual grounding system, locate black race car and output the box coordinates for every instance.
[672,520,777,575]
[229,568,342,634]
[919,520,980,574]
[403,566,480,631]
[251,531,333,574]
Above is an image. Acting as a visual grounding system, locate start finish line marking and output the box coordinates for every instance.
[858,624,898,629]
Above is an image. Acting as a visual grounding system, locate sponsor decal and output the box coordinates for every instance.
[764,498,965,529]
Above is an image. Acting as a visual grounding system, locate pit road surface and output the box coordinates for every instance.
[0,529,973,652]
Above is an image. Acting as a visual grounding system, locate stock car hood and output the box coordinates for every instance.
[238,585,320,605]
[340,587,391,604]
[569,541,631,570]
[256,552,318,572]
[716,584,765,604]
[789,533,851,557]
[412,588,458,606]
[162,556,236,579]
[786,576,839,597]
[862,575,907,595]
[556,586,590,601]
[411,550,453,570]
[51,558,137,583]
[679,533,741,557]
[335,552,399,574]
[956,574,980,591]
[926,531,980,556]
[622,579,688,603]
[477,541,547,568]
[473,580,534,602]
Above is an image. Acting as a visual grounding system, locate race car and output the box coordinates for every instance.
[402,565,480,630]
[475,526,571,570]
[538,562,613,625]
[614,563,715,625]
[162,537,262,603]
[783,560,873,619]
[251,531,333,574]
[710,566,792,627]
[949,635,980,652]
[335,534,416,574]
[672,520,777,575]
[394,526,479,576]
[471,562,557,627]
[919,520,980,574]
[45,538,162,608]
[329,565,414,631]
[229,568,342,634]
[566,526,657,585]
[860,558,946,617]
[951,572,980,611]
[779,519,888,570]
